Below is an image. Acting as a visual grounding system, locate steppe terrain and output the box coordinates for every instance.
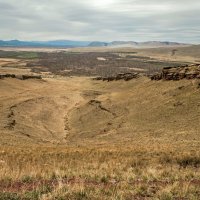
[0,46,200,199]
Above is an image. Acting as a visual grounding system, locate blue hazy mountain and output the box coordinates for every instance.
[0,40,187,48]
[88,41,108,47]
[0,40,91,47]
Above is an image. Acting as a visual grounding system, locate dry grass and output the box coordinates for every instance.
[0,62,200,199]
[0,144,200,199]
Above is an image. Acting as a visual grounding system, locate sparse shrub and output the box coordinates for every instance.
[1,177,12,187]
[23,190,40,200]
[135,185,150,197]
[0,192,20,200]
[51,172,58,180]
[177,156,200,168]
[131,159,144,167]
[73,191,88,200]
[159,192,173,200]
[23,185,52,200]
[21,175,34,183]
[100,175,109,184]
[159,154,174,165]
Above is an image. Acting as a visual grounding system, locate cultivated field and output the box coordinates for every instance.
[0,47,200,199]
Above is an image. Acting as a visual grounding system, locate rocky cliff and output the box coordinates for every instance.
[0,74,42,80]
[93,72,139,81]
[151,64,200,80]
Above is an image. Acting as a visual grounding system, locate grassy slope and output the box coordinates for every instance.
[0,77,200,199]
[69,77,200,146]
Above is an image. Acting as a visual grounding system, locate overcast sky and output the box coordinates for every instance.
[0,0,200,43]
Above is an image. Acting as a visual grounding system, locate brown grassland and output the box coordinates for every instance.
[0,47,200,199]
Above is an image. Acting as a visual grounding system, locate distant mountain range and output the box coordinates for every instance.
[89,41,188,48]
[0,40,188,48]
[0,40,90,47]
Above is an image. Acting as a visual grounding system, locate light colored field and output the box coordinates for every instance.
[136,45,200,63]
[0,58,27,67]
[0,47,69,53]
[0,58,30,76]
[0,66,31,75]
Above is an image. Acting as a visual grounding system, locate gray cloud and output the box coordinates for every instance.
[0,0,199,43]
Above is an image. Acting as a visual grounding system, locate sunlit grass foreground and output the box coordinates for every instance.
[0,143,200,200]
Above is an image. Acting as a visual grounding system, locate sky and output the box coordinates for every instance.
[0,0,200,43]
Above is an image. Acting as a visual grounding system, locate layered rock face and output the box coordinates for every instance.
[151,64,200,80]
[93,72,139,82]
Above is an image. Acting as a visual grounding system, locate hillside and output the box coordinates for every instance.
[0,75,199,146]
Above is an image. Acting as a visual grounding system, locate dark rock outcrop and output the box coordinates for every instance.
[18,75,42,80]
[0,74,16,79]
[93,72,139,82]
[151,64,200,81]
[0,74,42,80]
